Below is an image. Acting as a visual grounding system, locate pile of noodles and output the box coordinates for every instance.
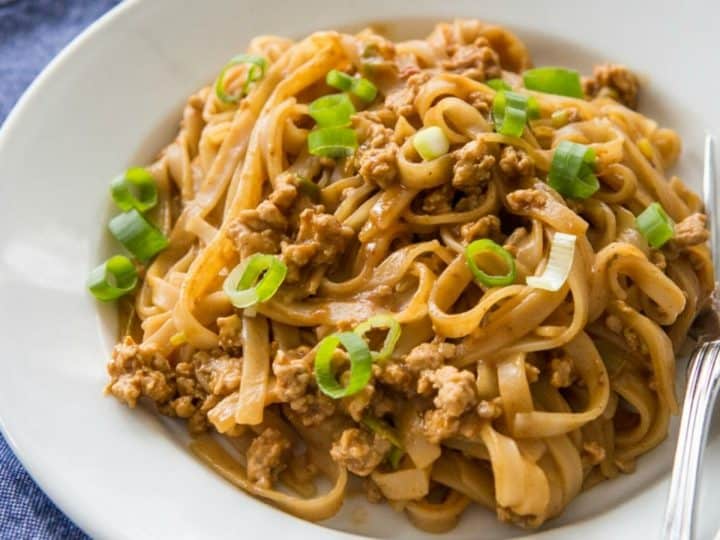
[114,20,713,531]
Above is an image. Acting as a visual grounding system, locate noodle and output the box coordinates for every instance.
[102,19,713,531]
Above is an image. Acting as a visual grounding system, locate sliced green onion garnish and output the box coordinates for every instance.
[297,176,321,202]
[308,93,356,128]
[215,54,268,104]
[526,232,576,291]
[326,69,355,91]
[314,332,373,399]
[223,253,287,309]
[413,126,449,161]
[352,77,378,103]
[110,167,158,213]
[635,202,674,248]
[465,239,516,287]
[547,140,599,199]
[362,414,404,469]
[486,78,511,91]
[308,126,358,159]
[354,315,401,362]
[108,209,169,261]
[492,91,539,137]
[388,446,404,469]
[87,255,138,301]
[362,414,403,448]
[523,67,584,98]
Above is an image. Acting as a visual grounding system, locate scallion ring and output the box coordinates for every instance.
[492,91,538,137]
[314,332,373,399]
[635,202,674,248]
[108,209,169,261]
[326,69,355,91]
[297,176,321,202]
[223,253,287,309]
[413,126,449,161]
[308,126,358,159]
[308,93,356,128]
[523,67,584,98]
[87,255,138,301]
[388,447,404,469]
[354,314,401,362]
[486,78,511,91]
[465,239,516,287]
[351,77,378,103]
[526,232,577,291]
[362,414,403,448]
[215,54,268,104]
[110,167,158,212]
[547,140,599,199]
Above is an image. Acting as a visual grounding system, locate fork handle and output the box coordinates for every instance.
[663,341,720,540]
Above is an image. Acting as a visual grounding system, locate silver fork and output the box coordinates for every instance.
[663,134,720,540]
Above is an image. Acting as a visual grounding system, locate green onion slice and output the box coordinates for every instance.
[465,238,516,287]
[635,202,675,248]
[326,69,355,91]
[215,54,268,104]
[297,176,321,202]
[110,167,158,213]
[523,67,584,98]
[354,314,401,362]
[325,70,377,102]
[314,332,373,399]
[526,232,577,291]
[547,140,599,199]
[108,209,169,262]
[352,77,378,103]
[413,126,449,161]
[492,91,539,137]
[388,446,404,469]
[308,93,356,128]
[223,253,287,309]
[362,414,403,448]
[87,255,138,301]
[486,78,512,91]
[308,126,358,159]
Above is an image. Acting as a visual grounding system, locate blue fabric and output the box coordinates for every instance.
[0,2,121,537]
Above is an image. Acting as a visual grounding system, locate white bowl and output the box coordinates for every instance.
[0,0,719,538]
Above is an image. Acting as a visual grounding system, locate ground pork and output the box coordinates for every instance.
[549,355,575,388]
[506,188,549,214]
[330,428,391,476]
[247,428,291,489]
[452,138,496,189]
[227,200,286,259]
[193,351,242,396]
[384,72,430,118]
[582,441,606,466]
[476,398,503,419]
[217,314,242,353]
[499,146,534,178]
[420,184,454,215]
[106,336,174,408]
[405,342,456,373]
[583,64,639,109]
[418,365,477,443]
[272,348,313,402]
[670,213,709,249]
[281,207,353,282]
[460,215,502,244]
[352,121,399,189]
[287,391,337,426]
[442,37,501,81]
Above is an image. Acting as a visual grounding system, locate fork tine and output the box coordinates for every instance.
[703,133,718,280]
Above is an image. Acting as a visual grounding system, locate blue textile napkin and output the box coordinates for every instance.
[0,2,121,537]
